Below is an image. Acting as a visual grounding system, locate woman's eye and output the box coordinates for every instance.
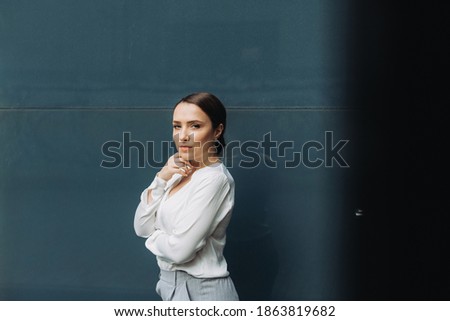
[191,124,200,129]
[173,125,181,129]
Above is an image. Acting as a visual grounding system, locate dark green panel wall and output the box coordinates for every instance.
[1,0,358,300]
[0,109,359,300]
[0,0,349,107]
[5,0,447,301]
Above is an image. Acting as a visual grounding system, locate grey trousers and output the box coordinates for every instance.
[156,270,239,301]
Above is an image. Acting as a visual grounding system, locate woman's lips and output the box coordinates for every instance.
[179,146,192,151]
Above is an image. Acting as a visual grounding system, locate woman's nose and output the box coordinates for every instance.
[179,128,190,141]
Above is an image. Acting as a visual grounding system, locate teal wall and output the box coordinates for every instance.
[0,0,348,107]
[2,1,447,300]
[0,108,359,300]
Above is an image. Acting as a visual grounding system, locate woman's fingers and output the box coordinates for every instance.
[178,162,195,177]
[163,153,195,178]
[180,165,193,176]
[159,153,195,181]
[176,154,195,168]
[173,154,186,168]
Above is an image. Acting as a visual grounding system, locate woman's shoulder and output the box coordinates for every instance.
[192,163,234,186]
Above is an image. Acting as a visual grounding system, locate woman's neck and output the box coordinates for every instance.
[190,156,220,169]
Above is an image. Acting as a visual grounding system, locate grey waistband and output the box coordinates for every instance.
[159,270,193,285]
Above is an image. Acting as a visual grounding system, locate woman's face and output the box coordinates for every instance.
[173,102,222,166]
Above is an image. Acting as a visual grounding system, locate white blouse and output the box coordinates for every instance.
[134,163,235,278]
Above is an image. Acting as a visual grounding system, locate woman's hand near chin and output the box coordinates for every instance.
[157,153,194,181]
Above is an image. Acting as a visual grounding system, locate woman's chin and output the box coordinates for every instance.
[178,151,193,161]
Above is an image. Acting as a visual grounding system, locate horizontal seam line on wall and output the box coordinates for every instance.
[0,106,359,112]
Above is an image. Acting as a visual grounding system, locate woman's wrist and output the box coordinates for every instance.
[156,169,170,182]
[146,172,168,203]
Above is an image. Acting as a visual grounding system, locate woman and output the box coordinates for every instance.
[134,92,239,301]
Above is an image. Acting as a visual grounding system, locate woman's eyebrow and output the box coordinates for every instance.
[172,120,204,124]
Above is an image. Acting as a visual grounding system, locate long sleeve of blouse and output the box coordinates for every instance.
[133,175,167,238]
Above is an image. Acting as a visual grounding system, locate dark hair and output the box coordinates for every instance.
[175,92,227,155]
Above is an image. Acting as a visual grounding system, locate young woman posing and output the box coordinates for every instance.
[134,92,239,301]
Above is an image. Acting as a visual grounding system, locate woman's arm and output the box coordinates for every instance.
[145,173,232,264]
[133,175,167,238]
[134,154,193,238]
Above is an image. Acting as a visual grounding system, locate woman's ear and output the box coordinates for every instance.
[214,124,224,139]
